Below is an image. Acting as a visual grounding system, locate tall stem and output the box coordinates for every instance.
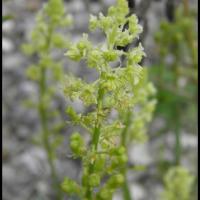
[39,67,62,199]
[122,180,132,200]
[92,87,104,150]
[85,85,104,199]
[173,56,181,166]
[38,26,63,199]
[121,111,132,200]
[174,113,181,165]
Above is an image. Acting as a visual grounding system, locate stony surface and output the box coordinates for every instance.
[3,0,197,200]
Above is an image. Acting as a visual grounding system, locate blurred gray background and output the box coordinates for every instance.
[3,0,198,200]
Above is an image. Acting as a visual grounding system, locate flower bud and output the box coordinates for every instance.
[87,49,102,68]
[103,50,118,62]
[89,15,98,30]
[98,188,112,200]
[93,155,106,172]
[65,47,82,61]
[61,178,80,194]
[89,173,100,187]
[107,174,124,189]
[70,132,85,156]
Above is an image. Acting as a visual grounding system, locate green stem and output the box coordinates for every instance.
[122,178,132,200]
[173,55,181,166]
[92,87,104,150]
[121,111,131,146]
[174,115,181,165]
[39,66,62,199]
[93,125,101,150]
[121,111,132,200]
[85,86,104,200]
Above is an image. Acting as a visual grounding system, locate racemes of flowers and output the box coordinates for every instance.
[61,0,156,199]
[21,0,72,198]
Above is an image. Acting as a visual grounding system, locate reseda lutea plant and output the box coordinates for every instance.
[22,0,72,198]
[61,0,156,199]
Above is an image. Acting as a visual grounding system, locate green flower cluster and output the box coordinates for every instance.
[155,6,197,69]
[22,0,72,56]
[161,166,194,200]
[61,0,156,199]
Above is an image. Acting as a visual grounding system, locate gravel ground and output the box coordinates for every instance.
[3,0,197,200]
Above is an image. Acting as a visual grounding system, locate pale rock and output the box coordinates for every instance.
[129,143,153,165]
[2,20,15,33]
[130,183,146,200]
[181,132,197,148]
[3,38,14,52]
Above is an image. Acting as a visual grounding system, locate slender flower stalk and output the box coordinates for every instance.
[21,0,72,198]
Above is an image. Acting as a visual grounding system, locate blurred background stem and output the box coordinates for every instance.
[182,0,197,69]
[38,26,63,200]
[173,54,181,166]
